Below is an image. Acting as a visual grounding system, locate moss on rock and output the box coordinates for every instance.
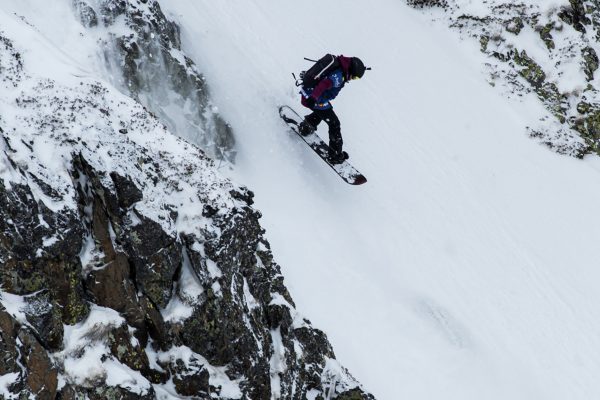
[572,106,600,154]
[538,23,556,50]
[505,17,524,34]
[582,46,599,81]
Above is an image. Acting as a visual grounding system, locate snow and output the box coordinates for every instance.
[160,1,600,399]
[55,306,153,395]
[162,249,203,323]
[0,373,19,399]
[269,327,286,399]
[452,0,568,16]
[156,346,243,399]
[1,0,600,399]
[0,291,27,325]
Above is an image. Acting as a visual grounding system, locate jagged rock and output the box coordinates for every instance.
[74,0,236,161]
[538,22,556,50]
[73,0,98,27]
[510,50,567,123]
[123,213,181,309]
[169,358,211,396]
[505,17,524,34]
[59,384,156,400]
[512,49,546,88]
[0,170,89,327]
[107,323,161,381]
[582,46,599,81]
[23,291,64,350]
[338,388,377,400]
[572,106,600,152]
[45,258,90,325]
[558,0,591,33]
[418,1,596,156]
[0,35,24,87]
[0,309,20,377]
[19,329,59,399]
[0,309,58,399]
[110,172,143,209]
[406,0,448,8]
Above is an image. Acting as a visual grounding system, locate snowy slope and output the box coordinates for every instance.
[159,1,600,399]
[0,2,374,399]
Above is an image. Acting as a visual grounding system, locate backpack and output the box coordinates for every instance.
[301,54,340,89]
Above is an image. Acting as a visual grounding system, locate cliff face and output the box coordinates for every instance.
[74,0,236,162]
[408,0,600,157]
[0,4,372,399]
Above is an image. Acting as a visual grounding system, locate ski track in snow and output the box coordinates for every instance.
[3,0,600,399]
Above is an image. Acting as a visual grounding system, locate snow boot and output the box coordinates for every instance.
[298,120,316,136]
[328,150,349,165]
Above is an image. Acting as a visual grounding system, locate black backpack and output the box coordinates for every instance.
[300,54,340,89]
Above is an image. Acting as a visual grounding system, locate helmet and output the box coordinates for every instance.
[349,57,366,79]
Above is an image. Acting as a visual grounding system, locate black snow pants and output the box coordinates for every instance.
[304,108,343,156]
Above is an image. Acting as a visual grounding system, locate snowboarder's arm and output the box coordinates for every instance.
[309,78,334,100]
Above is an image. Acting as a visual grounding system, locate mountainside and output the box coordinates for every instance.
[0,2,372,399]
[159,1,600,399]
[409,0,600,157]
[4,1,600,400]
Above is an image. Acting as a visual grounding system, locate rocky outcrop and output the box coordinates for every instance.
[73,0,236,162]
[0,308,59,399]
[0,17,373,400]
[406,0,448,8]
[408,0,600,157]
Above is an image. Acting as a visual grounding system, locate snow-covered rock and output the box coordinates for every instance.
[408,0,600,156]
[0,4,372,399]
[74,0,235,162]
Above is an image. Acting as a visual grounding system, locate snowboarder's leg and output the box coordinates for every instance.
[299,111,322,136]
[321,108,347,164]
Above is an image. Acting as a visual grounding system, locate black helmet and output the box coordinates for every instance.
[349,57,366,79]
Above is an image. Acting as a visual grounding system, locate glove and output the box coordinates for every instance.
[305,96,316,109]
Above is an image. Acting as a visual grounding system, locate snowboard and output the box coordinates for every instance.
[278,105,367,185]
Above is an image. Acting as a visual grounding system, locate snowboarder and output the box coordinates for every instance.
[298,55,367,164]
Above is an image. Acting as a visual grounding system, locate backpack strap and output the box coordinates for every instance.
[314,54,337,81]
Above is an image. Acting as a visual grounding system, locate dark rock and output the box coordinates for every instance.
[181,288,262,368]
[512,50,546,88]
[18,329,59,400]
[107,323,150,373]
[44,258,89,325]
[110,172,143,209]
[23,291,64,350]
[138,295,169,349]
[169,358,211,397]
[0,309,20,376]
[338,388,377,400]
[0,309,58,399]
[123,212,181,309]
[572,106,600,153]
[59,384,156,400]
[559,0,591,33]
[76,1,98,28]
[505,17,524,35]
[406,0,448,8]
[74,0,236,161]
[582,46,599,81]
[538,23,556,50]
